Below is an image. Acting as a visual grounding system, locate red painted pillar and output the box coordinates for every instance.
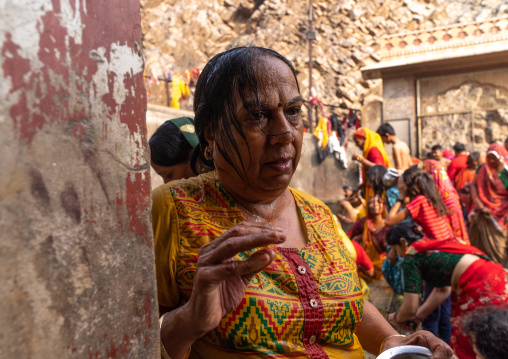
[0,1,158,357]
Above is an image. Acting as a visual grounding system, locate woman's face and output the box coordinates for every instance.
[368,195,383,215]
[151,161,195,184]
[353,137,365,150]
[486,153,502,169]
[208,56,304,201]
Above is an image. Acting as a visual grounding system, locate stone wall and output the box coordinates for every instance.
[0,1,158,358]
[141,0,508,117]
[418,68,508,153]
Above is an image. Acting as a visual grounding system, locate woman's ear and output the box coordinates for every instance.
[204,126,214,152]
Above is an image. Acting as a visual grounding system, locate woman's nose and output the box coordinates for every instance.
[266,110,294,142]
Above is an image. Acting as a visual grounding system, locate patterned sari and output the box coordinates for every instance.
[410,239,508,359]
[422,159,469,244]
[469,143,508,266]
[153,172,365,359]
[474,143,508,230]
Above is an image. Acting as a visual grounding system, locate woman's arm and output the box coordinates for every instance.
[358,300,456,358]
[356,300,398,355]
[415,287,452,323]
[357,155,377,169]
[470,173,487,212]
[387,292,419,323]
[385,201,410,226]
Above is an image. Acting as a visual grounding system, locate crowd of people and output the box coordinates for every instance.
[336,123,508,358]
[148,47,507,359]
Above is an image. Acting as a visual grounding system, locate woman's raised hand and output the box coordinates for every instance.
[181,221,286,338]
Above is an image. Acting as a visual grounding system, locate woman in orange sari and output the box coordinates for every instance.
[422,159,469,244]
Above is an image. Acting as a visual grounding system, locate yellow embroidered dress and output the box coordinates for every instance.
[153,172,365,359]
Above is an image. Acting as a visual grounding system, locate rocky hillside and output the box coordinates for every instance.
[141,0,508,116]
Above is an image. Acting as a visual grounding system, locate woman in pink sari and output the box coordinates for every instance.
[422,160,469,244]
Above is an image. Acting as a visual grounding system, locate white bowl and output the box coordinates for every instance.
[376,345,433,359]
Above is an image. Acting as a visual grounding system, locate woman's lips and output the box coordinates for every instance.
[266,158,292,172]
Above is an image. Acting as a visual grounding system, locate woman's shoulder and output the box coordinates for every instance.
[152,171,236,212]
[289,187,331,214]
[154,172,218,198]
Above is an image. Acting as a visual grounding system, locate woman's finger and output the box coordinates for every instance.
[202,231,285,265]
[204,221,283,252]
[196,248,276,285]
[402,331,454,359]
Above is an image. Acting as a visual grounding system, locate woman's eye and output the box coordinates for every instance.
[285,107,301,120]
[251,112,268,122]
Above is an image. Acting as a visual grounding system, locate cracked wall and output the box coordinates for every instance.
[0,1,158,358]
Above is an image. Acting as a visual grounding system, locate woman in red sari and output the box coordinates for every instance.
[385,221,508,359]
[469,143,508,266]
[422,159,469,244]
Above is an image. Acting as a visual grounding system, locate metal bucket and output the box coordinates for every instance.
[376,345,433,359]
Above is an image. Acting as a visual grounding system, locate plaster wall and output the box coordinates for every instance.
[382,77,418,157]
[290,133,361,204]
[0,1,158,358]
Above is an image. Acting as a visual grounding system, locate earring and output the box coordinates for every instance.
[204,145,212,161]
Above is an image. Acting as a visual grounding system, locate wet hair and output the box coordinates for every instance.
[149,121,193,166]
[190,47,300,181]
[366,165,388,196]
[402,165,448,216]
[431,144,442,151]
[376,123,395,136]
[453,142,466,153]
[467,151,481,165]
[386,220,424,246]
[461,306,508,359]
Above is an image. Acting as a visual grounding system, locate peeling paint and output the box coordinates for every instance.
[0,0,157,357]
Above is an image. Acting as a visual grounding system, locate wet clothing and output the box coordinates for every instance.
[401,239,507,359]
[422,159,469,244]
[153,172,365,359]
[405,195,453,241]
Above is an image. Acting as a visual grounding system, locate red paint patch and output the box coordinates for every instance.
[107,339,118,358]
[125,171,151,247]
[120,334,131,355]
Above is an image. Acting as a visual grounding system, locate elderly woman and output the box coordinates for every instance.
[153,47,454,359]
